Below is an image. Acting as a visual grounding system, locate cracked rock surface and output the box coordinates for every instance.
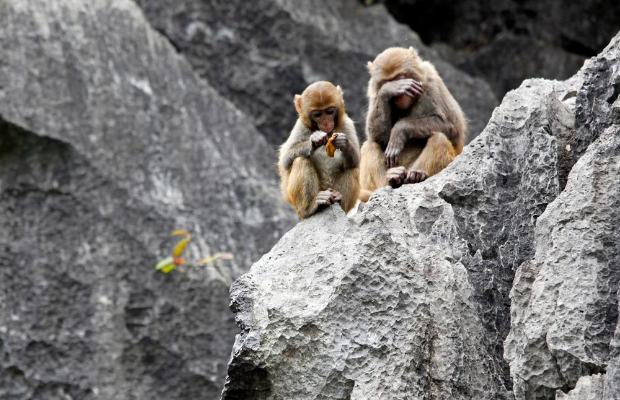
[505,34,620,400]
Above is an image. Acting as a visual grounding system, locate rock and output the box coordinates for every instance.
[135,0,498,145]
[556,374,605,400]
[221,30,599,396]
[504,34,620,400]
[0,0,294,399]
[368,0,620,101]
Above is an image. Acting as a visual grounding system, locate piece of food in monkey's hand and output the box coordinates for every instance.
[325,134,337,157]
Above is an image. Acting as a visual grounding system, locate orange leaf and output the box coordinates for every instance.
[325,134,337,157]
[172,230,190,258]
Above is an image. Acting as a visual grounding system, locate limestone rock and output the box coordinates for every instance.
[221,39,587,398]
[369,0,620,101]
[504,34,620,400]
[0,1,294,399]
[135,0,498,145]
[556,374,605,400]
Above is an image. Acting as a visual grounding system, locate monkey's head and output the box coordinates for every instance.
[367,47,422,110]
[294,81,345,134]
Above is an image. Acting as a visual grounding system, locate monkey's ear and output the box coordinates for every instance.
[366,61,373,73]
[408,46,420,58]
[294,94,302,114]
[336,85,345,107]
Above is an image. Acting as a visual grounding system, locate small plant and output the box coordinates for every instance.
[155,230,233,279]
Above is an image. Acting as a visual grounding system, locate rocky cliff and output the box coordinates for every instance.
[0,0,617,399]
[0,1,502,399]
[222,33,620,399]
[0,1,295,399]
[367,0,620,102]
[135,0,498,145]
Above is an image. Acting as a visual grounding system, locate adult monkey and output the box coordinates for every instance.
[278,81,360,218]
[359,47,466,201]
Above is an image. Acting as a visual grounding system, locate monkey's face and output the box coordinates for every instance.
[295,81,345,133]
[393,94,414,110]
[311,107,337,134]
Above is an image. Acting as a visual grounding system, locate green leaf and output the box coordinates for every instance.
[198,253,221,264]
[161,263,177,273]
[156,256,176,272]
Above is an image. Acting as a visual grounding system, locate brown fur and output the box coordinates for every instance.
[279,81,360,218]
[295,81,345,132]
[360,47,466,198]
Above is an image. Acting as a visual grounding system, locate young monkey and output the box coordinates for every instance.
[278,81,360,218]
[359,47,466,201]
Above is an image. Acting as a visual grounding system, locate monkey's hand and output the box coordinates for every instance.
[331,133,349,151]
[405,169,428,184]
[380,79,424,100]
[385,134,405,168]
[311,131,330,151]
[315,189,343,206]
[387,166,408,188]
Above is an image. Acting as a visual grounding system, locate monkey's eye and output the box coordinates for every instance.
[325,108,336,115]
[312,110,322,118]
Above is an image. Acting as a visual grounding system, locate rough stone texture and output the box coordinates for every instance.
[0,0,295,399]
[365,0,620,101]
[220,38,596,397]
[504,35,620,400]
[135,0,498,145]
[556,374,605,400]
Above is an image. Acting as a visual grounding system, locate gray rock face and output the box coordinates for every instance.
[221,33,602,396]
[135,0,498,145]
[504,35,620,400]
[368,0,620,101]
[0,0,294,399]
[556,375,605,400]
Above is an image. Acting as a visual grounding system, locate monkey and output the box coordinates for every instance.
[359,47,466,202]
[278,81,361,219]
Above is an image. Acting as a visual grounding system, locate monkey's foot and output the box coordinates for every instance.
[405,169,428,184]
[315,189,342,206]
[387,166,408,188]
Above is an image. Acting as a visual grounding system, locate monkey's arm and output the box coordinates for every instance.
[279,122,330,171]
[392,114,450,140]
[367,79,424,145]
[333,118,360,169]
[280,140,313,171]
[365,94,392,146]
[385,114,451,168]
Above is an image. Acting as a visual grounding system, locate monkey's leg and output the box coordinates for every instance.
[333,167,360,213]
[409,132,457,182]
[359,141,386,202]
[287,157,339,218]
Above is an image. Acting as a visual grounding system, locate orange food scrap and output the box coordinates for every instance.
[325,134,337,157]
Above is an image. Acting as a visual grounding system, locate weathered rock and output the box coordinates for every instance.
[220,35,593,397]
[135,0,498,145]
[366,0,620,101]
[504,35,620,400]
[0,0,294,399]
[556,374,605,400]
